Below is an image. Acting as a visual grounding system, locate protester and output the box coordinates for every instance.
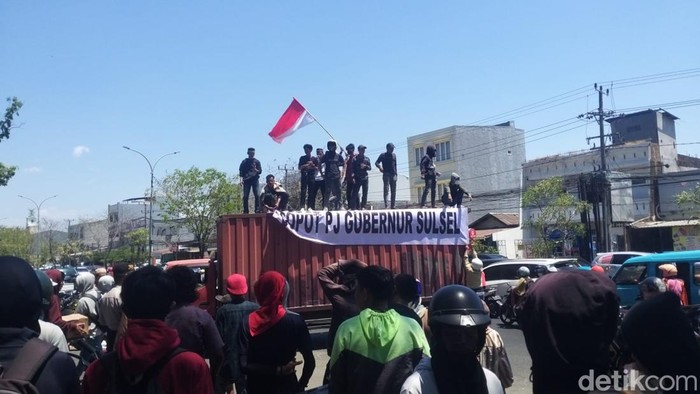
[35,269,70,352]
[239,147,262,214]
[260,174,289,212]
[308,147,326,210]
[330,265,430,394]
[480,301,514,390]
[658,263,688,305]
[45,268,86,338]
[0,256,79,393]
[96,274,115,294]
[94,266,107,281]
[638,276,666,301]
[215,274,260,394]
[165,266,225,386]
[83,266,213,394]
[620,291,700,393]
[98,262,130,352]
[75,272,101,328]
[464,250,484,294]
[239,271,315,394]
[298,143,320,211]
[443,172,472,207]
[519,270,619,394]
[344,143,357,209]
[391,273,423,327]
[375,142,398,209]
[352,145,372,210]
[420,145,440,208]
[511,266,533,305]
[401,285,503,394]
[322,140,344,210]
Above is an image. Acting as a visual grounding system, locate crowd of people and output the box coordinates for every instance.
[2,253,700,393]
[239,140,472,213]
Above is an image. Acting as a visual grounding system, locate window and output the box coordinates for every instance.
[435,141,451,162]
[694,262,700,285]
[484,265,519,281]
[414,147,424,166]
[614,264,647,285]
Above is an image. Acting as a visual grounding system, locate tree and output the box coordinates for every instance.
[1,97,23,187]
[522,177,589,258]
[675,182,700,217]
[0,226,33,262]
[125,228,148,263]
[160,167,240,256]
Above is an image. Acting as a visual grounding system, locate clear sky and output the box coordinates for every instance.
[1,1,699,228]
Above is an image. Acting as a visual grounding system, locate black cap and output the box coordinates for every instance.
[358,145,367,150]
[247,147,255,152]
[346,143,355,151]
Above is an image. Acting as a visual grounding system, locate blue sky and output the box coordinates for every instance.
[1,1,699,228]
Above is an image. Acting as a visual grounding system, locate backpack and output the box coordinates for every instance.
[100,347,187,394]
[0,338,58,394]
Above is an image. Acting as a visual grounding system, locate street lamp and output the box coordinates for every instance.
[122,146,180,262]
[18,194,58,261]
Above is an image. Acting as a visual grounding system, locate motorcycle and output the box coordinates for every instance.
[499,285,522,326]
[59,290,80,315]
[483,287,504,318]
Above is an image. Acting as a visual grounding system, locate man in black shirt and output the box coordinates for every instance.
[239,147,262,214]
[260,174,289,212]
[308,148,325,210]
[375,142,398,209]
[420,145,440,208]
[352,145,372,210]
[322,140,344,210]
[297,144,319,211]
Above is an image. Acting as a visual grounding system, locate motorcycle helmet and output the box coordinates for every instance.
[517,266,530,278]
[429,285,491,328]
[35,269,55,318]
[638,277,666,294]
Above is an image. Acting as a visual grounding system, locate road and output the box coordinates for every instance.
[300,317,532,393]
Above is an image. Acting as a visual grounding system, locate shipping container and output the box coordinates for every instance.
[216,211,468,319]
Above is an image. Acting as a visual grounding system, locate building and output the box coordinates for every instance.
[68,219,109,251]
[469,213,523,258]
[406,122,526,222]
[521,109,699,257]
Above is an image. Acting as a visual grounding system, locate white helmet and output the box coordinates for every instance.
[471,257,483,271]
[517,266,530,278]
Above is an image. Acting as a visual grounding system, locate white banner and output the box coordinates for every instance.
[271,208,469,246]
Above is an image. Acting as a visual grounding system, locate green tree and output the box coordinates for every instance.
[0,226,33,262]
[160,167,240,256]
[522,177,589,258]
[125,228,149,263]
[1,97,23,187]
[675,182,700,217]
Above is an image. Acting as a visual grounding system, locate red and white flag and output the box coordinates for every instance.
[268,98,315,143]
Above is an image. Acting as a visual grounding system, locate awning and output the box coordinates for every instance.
[629,219,700,229]
[474,229,504,239]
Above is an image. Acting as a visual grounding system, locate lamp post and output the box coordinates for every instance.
[122,146,180,263]
[18,194,58,261]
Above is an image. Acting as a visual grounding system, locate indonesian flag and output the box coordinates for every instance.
[268,98,315,143]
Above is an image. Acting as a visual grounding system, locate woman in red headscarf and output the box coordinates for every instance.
[239,271,315,394]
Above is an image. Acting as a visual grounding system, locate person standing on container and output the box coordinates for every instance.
[239,147,262,214]
[298,144,319,212]
[309,147,326,211]
[352,145,372,210]
[322,140,344,211]
[420,145,440,208]
[375,143,398,209]
[343,143,357,210]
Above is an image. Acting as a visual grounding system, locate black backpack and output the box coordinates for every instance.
[0,338,58,394]
[100,347,187,394]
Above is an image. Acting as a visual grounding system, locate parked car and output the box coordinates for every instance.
[478,253,509,267]
[612,250,700,307]
[75,266,90,274]
[58,266,78,283]
[483,258,583,296]
[592,251,651,265]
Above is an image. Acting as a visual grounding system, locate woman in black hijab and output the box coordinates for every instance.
[519,270,620,394]
[621,291,700,393]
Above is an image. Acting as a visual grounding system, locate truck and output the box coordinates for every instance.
[203,207,471,320]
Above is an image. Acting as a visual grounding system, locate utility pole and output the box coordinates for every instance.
[277,164,292,190]
[579,84,615,252]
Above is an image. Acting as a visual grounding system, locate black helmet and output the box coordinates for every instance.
[35,269,54,316]
[429,284,490,327]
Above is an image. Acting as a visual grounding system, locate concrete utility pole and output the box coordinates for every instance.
[580,84,615,252]
[277,164,292,190]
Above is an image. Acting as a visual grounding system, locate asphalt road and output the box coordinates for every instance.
[300,317,533,393]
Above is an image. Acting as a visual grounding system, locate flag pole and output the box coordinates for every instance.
[296,98,345,154]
